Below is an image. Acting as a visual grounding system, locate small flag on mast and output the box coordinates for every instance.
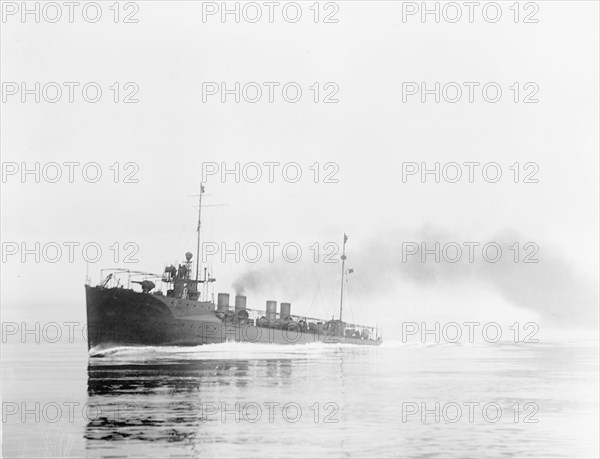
[344,234,348,243]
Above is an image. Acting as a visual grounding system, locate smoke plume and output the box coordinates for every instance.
[231,225,599,327]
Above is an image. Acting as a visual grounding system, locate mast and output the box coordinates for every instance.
[339,233,348,321]
[195,183,204,288]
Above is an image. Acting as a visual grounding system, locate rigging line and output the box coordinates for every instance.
[183,230,194,255]
[346,275,355,326]
[177,203,196,256]
[306,262,322,318]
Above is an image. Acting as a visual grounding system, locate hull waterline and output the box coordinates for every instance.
[85,285,381,350]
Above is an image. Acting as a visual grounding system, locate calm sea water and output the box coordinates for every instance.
[2,339,598,458]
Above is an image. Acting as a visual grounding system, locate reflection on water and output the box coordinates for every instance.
[86,359,259,452]
[81,342,599,458]
[2,341,598,458]
[84,344,355,458]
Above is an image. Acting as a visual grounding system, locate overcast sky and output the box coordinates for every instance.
[1,1,598,338]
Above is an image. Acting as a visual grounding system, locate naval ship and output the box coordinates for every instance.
[85,185,382,350]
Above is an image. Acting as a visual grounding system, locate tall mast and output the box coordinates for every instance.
[339,233,348,321]
[195,183,204,287]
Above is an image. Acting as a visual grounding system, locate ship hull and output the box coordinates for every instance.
[85,286,381,350]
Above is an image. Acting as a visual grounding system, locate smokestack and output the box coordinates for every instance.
[235,295,247,312]
[217,293,230,312]
[266,300,277,321]
[280,302,291,319]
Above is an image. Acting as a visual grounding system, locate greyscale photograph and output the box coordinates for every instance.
[1,1,598,458]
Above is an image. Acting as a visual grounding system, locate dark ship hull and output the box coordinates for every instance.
[85,285,381,350]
